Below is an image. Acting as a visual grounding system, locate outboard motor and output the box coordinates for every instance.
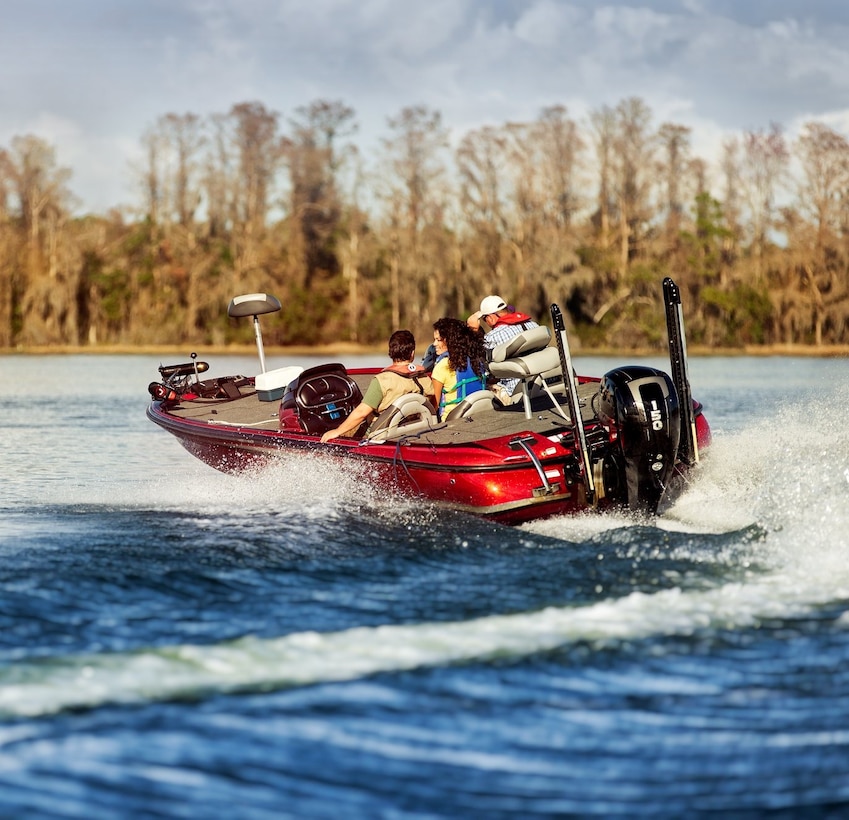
[595,366,680,514]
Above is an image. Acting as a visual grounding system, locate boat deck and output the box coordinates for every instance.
[162,373,602,446]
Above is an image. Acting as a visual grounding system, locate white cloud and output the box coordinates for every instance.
[4,0,849,214]
[513,0,584,48]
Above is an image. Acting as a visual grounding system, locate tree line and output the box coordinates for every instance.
[1,96,848,352]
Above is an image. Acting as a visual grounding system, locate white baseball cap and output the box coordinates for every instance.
[470,294,507,320]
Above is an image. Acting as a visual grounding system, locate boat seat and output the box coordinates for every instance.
[444,389,496,421]
[512,368,565,405]
[488,325,552,363]
[280,363,363,435]
[366,393,440,443]
[487,327,564,419]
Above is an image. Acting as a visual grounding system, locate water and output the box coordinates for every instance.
[1,352,849,818]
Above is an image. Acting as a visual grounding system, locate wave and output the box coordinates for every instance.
[2,527,847,722]
[5,368,847,721]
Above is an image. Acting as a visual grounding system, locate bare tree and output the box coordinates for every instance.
[138,113,205,256]
[0,147,17,347]
[0,148,12,221]
[338,145,369,342]
[657,122,692,249]
[535,105,584,230]
[229,101,283,234]
[456,124,509,289]
[795,121,849,252]
[788,121,849,345]
[379,105,450,329]
[6,135,72,248]
[203,112,236,238]
[611,97,657,278]
[3,135,76,344]
[739,123,789,279]
[219,101,285,285]
[285,99,357,288]
[139,126,165,224]
[588,104,616,249]
[719,137,744,268]
[161,113,204,227]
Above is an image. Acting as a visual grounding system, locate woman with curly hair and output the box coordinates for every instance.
[431,317,488,420]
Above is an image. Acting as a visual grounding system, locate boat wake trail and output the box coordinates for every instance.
[533,379,849,538]
[2,527,848,721]
[9,379,846,722]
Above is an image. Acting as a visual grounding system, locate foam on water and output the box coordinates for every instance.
[5,383,849,722]
[5,365,847,721]
[0,536,846,721]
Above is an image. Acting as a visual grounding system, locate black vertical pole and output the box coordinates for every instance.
[551,303,596,504]
[663,277,699,465]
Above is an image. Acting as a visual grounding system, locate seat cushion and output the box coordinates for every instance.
[488,346,561,380]
[489,326,551,363]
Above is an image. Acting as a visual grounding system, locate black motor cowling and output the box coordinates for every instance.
[595,366,681,513]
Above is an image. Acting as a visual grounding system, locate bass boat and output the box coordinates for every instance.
[147,278,710,525]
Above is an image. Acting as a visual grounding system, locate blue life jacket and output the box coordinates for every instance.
[439,357,486,415]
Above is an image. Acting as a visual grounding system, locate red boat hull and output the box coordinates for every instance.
[147,399,711,525]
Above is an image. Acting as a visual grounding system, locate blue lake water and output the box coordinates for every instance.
[1,352,849,817]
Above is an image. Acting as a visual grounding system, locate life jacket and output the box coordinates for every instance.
[492,310,534,329]
[439,357,487,415]
[374,363,431,413]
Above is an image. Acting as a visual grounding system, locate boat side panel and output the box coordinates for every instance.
[147,401,587,522]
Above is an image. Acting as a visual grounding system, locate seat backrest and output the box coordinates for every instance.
[506,347,562,378]
[444,389,496,421]
[280,363,363,435]
[488,326,551,363]
[366,393,438,442]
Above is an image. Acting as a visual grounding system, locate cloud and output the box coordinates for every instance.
[4,1,849,213]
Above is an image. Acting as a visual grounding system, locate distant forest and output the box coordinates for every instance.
[1,96,848,352]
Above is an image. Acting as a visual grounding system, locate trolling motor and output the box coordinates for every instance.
[148,353,210,401]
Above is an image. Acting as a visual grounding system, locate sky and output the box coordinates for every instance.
[3,0,849,215]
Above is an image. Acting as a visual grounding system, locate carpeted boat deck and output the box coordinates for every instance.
[162,374,601,445]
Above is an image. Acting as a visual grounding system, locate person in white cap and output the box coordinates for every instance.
[467,294,539,403]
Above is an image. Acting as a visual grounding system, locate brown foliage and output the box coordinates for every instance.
[3,100,849,352]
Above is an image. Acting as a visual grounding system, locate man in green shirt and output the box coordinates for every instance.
[320,330,433,442]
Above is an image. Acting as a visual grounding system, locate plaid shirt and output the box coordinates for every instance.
[484,319,539,395]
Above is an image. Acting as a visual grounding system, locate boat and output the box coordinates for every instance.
[147,278,711,525]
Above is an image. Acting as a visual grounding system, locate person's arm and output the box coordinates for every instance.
[430,359,449,413]
[320,401,373,443]
[431,379,443,414]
